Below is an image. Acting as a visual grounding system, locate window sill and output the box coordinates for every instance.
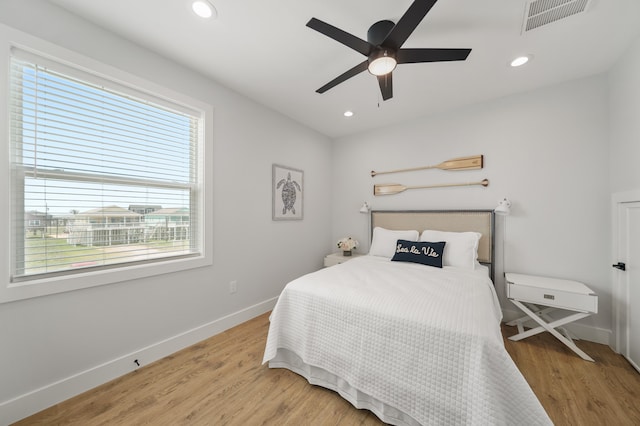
[1,254,212,304]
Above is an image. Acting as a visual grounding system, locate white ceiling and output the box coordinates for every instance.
[49,0,640,138]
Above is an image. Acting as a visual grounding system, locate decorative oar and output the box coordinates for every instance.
[371,155,483,177]
[374,179,489,196]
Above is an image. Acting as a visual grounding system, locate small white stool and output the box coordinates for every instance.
[505,273,598,362]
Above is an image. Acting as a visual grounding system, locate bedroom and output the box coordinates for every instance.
[0,0,639,424]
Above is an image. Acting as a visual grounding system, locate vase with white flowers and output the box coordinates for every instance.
[337,237,359,256]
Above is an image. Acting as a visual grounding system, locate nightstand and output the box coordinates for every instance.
[505,273,598,362]
[323,252,365,267]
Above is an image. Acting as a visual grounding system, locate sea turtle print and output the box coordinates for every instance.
[277,172,302,215]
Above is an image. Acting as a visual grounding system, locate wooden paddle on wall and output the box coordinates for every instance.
[374,179,489,196]
[371,155,483,177]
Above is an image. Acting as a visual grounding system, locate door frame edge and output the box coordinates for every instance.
[611,189,640,353]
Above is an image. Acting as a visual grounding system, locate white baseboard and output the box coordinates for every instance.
[502,308,612,346]
[0,297,278,425]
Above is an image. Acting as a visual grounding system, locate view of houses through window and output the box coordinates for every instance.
[23,204,192,275]
[10,50,202,281]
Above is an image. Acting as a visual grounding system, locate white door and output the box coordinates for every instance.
[614,200,640,372]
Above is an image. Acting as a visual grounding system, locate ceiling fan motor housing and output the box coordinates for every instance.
[367,20,398,76]
[367,20,395,46]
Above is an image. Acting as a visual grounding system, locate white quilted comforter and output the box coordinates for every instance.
[263,256,552,425]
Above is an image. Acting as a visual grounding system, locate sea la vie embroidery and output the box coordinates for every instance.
[396,243,440,258]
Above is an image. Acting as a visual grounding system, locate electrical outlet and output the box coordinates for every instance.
[229,280,237,294]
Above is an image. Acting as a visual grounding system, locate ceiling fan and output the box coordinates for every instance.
[306,0,471,101]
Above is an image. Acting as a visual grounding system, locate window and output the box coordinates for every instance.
[3,40,211,301]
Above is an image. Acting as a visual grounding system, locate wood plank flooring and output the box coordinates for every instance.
[502,324,640,426]
[14,312,640,425]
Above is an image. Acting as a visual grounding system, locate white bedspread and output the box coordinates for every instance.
[263,256,552,425]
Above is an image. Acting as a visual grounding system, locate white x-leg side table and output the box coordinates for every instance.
[505,273,598,362]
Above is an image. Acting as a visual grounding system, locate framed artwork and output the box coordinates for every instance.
[272,164,303,220]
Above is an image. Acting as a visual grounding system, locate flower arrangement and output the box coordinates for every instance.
[337,236,359,251]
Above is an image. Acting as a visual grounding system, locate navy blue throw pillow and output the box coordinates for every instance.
[391,240,446,268]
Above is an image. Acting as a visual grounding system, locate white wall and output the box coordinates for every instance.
[332,75,611,337]
[0,0,332,422]
[609,35,640,192]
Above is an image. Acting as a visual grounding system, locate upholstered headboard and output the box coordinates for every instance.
[370,210,495,280]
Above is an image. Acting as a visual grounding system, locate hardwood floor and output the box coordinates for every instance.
[502,324,640,426]
[14,313,640,425]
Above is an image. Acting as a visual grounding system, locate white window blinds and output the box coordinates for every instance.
[10,50,202,281]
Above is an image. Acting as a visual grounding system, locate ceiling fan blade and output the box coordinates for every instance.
[397,48,471,64]
[383,0,438,50]
[307,18,373,56]
[377,73,393,101]
[316,61,369,94]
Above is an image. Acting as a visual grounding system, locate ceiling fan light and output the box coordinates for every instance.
[368,51,397,76]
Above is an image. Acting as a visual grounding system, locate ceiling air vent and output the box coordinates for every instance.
[523,0,592,32]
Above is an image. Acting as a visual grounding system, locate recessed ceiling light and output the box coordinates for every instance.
[344,111,354,117]
[510,55,531,67]
[192,1,217,19]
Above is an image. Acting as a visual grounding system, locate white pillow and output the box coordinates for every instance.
[420,230,481,269]
[369,227,419,259]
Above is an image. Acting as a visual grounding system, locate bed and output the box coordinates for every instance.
[263,210,552,425]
